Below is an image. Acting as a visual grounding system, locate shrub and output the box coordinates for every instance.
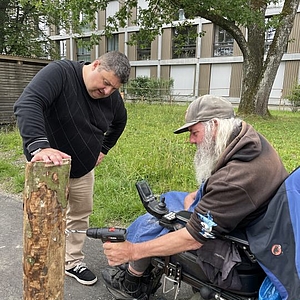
[286,83,300,112]
[125,76,174,102]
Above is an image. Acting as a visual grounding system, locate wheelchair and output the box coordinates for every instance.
[135,180,266,300]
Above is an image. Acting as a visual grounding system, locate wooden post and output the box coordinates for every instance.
[23,159,71,300]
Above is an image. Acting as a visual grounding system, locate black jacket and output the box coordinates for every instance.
[14,60,127,178]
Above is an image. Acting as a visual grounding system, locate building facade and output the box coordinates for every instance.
[49,1,300,106]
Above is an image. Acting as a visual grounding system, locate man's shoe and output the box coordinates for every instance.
[101,266,148,300]
[188,292,205,300]
[65,263,97,285]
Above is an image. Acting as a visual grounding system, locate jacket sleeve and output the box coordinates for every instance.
[13,62,64,159]
[101,92,127,154]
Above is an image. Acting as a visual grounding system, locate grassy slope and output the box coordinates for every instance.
[0,103,299,226]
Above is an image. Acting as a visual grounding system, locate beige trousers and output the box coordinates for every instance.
[65,169,94,269]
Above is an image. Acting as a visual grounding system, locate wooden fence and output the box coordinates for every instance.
[0,55,51,124]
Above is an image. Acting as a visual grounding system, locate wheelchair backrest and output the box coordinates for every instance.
[246,166,300,300]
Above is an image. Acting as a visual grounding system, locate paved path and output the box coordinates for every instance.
[0,193,194,300]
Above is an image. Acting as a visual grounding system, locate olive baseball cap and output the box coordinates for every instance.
[174,95,235,134]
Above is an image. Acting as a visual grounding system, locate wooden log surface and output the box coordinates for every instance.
[23,159,71,300]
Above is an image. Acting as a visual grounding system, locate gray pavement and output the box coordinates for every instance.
[0,192,194,300]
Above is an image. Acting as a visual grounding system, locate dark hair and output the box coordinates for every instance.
[98,51,131,84]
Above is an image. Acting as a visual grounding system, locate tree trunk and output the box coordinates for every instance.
[238,4,266,116]
[239,0,300,117]
[23,159,71,300]
[238,57,262,115]
[254,0,300,116]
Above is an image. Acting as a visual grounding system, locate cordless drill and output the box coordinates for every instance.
[66,227,127,243]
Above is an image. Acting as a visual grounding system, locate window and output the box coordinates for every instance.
[172,26,197,59]
[265,27,275,53]
[137,39,151,60]
[79,12,91,32]
[60,40,67,59]
[264,18,287,54]
[214,25,234,57]
[107,34,119,52]
[106,1,119,20]
[77,39,91,62]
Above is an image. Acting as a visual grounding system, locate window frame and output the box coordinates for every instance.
[172,25,197,59]
[213,25,234,57]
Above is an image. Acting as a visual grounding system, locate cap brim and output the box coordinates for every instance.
[174,121,199,134]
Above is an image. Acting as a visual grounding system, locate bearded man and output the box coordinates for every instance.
[101,95,288,300]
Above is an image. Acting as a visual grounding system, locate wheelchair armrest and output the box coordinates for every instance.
[158,210,192,231]
[171,212,250,247]
[176,210,193,223]
[224,230,249,246]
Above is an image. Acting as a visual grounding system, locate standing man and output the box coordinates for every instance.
[14,51,131,285]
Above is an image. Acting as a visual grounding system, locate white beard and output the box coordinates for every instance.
[194,127,219,185]
[194,144,218,185]
[193,118,238,185]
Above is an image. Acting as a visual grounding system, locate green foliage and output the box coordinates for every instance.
[286,83,300,112]
[1,0,107,58]
[0,1,59,58]
[0,105,299,227]
[19,0,110,55]
[126,76,174,102]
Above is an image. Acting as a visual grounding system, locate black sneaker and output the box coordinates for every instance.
[65,263,97,285]
[101,266,148,300]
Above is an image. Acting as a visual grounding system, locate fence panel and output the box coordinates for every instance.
[0,55,50,124]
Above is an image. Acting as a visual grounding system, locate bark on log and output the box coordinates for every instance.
[23,159,71,300]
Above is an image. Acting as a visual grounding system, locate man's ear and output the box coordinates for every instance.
[212,119,219,139]
[92,59,100,70]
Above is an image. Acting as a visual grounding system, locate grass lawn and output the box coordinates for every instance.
[0,103,299,227]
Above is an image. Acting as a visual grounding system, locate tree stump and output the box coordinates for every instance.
[23,159,71,300]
